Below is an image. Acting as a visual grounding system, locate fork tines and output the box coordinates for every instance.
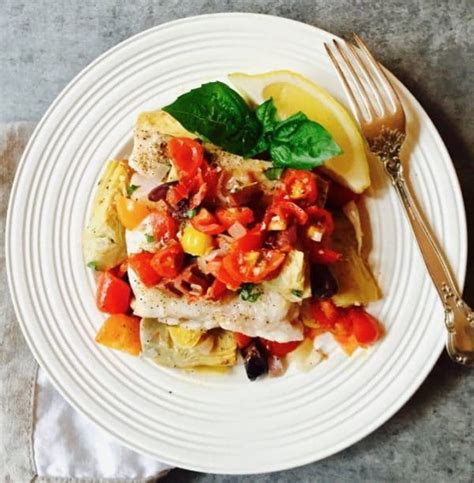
[324,35,402,125]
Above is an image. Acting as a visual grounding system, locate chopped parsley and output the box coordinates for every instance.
[126,184,140,197]
[186,208,198,219]
[145,234,155,243]
[87,261,98,270]
[291,289,303,298]
[238,283,263,302]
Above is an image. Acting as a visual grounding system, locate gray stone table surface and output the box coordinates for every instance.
[1,0,473,481]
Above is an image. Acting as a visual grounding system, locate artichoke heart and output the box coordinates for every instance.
[82,160,129,271]
[263,250,311,302]
[140,318,237,368]
[330,210,381,307]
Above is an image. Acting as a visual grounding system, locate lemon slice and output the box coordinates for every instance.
[228,70,370,193]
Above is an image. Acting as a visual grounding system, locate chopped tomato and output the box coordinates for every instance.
[222,248,286,284]
[191,208,225,235]
[308,244,341,264]
[282,169,317,205]
[168,137,204,178]
[350,308,381,345]
[201,162,219,201]
[326,181,358,209]
[234,332,252,349]
[149,210,178,242]
[264,201,308,228]
[215,262,241,290]
[96,271,131,314]
[306,206,335,240]
[216,207,255,229]
[116,195,150,230]
[128,252,162,287]
[95,314,141,356]
[206,278,228,300]
[151,240,184,278]
[232,225,264,252]
[311,299,339,329]
[260,338,301,357]
[110,260,128,279]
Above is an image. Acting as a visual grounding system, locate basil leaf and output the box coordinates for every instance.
[163,81,261,155]
[244,98,279,158]
[270,113,342,169]
[255,98,279,134]
[238,283,263,302]
[264,167,284,180]
[87,261,98,271]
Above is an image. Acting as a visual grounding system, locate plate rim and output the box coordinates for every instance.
[5,12,468,474]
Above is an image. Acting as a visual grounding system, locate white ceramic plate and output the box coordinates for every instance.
[6,13,467,474]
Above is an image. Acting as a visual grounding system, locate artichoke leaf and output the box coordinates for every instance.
[140,319,237,368]
[82,160,129,271]
[330,210,381,307]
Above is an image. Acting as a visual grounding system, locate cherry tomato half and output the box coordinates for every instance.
[310,299,340,329]
[216,207,255,229]
[264,201,308,228]
[191,208,225,235]
[215,262,242,290]
[306,206,335,239]
[350,308,381,345]
[151,240,184,278]
[282,169,318,206]
[232,225,264,252]
[96,271,131,314]
[149,210,178,242]
[168,137,204,178]
[128,252,162,287]
[223,248,286,284]
[260,338,301,357]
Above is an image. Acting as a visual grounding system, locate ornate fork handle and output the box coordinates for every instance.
[379,142,474,366]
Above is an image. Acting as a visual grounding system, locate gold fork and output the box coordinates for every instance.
[325,35,474,366]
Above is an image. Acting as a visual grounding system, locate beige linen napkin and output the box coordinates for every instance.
[0,123,171,483]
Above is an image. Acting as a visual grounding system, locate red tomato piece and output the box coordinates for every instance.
[311,299,340,329]
[128,252,162,287]
[260,338,301,357]
[215,262,241,291]
[96,271,131,314]
[308,244,341,264]
[222,249,286,284]
[265,201,308,227]
[151,240,184,278]
[232,225,264,252]
[206,278,228,300]
[350,308,381,345]
[326,181,359,209]
[306,206,335,239]
[216,207,255,229]
[191,208,225,235]
[282,169,318,205]
[168,137,204,178]
[110,260,128,279]
[234,332,252,349]
[149,210,178,242]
